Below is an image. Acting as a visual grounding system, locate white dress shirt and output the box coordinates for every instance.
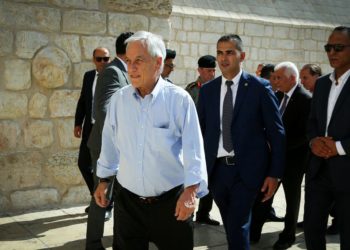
[91,71,98,124]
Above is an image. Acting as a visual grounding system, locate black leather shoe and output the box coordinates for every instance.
[273,238,295,250]
[326,223,339,235]
[85,206,90,214]
[196,216,220,226]
[105,209,112,221]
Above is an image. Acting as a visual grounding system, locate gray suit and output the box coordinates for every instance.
[86,57,129,250]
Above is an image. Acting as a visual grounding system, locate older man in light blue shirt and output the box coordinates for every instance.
[94,31,208,250]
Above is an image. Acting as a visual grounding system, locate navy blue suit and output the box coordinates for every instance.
[304,73,350,250]
[197,72,285,250]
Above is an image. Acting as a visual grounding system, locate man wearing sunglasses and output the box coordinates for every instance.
[86,32,134,250]
[304,26,350,250]
[74,47,110,207]
[161,48,176,83]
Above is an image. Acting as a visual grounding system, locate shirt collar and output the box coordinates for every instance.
[329,68,350,86]
[221,69,243,86]
[132,77,165,100]
[116,56,127,71]
[285,82,298,98]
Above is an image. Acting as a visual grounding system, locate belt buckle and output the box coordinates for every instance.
[139,197,157,204]
[225,156,235,166]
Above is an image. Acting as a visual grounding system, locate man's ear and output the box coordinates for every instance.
[240,52,246,62]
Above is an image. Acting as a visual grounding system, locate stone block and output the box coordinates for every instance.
[0,151,43,193]
[176,31,187,42]
[272,39,295,50]
[49,90,80,118]
[249,47,258,60]
[0,92,27,119]
[172,69,186,86]
[4,59,31,90]
[15,31,49,59]
[183,17,193,31]
[261,38,270,48]
[0,2,60,32]
[183,56,197,68]
[150,17,170,41]
[266,49,285,61]
[198,44,209,56]
[45,151,82,186]
[244,23,265,37]
[303,39,318,51]
[108,13,148,37]
[225,22,237,34]
[311,29,326,41]
[193,18,205,31]
[187,32,200,42]
[56,119,81,149]
[258,49,266,61]
[0,28,13,56]
[170,16,183,30]
[29,93,48,118]
[0,194,10,212]
[61,186,91,205]
[289,28,299,39]
[252,37,261,47]
[200,33,220,44]
[50,0,99,9]
[81,36,115,61]
[104,0,172,16]
[0,121,20,151]
[54,35,81,63]
[286,50,304,62]
[24,120,54,149]
[11,188,59,210]
[205,20,225,33]
[73,62,95,88]
[62,10,106,35]
[180,43,190,56]
[190,44,198,57]
[32,46,71,89]
[274,26,290,39]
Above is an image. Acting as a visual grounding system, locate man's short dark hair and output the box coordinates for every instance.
[260,64,275,80]
[217,34,243,51]
[116,32,134,55]
[333,26,350,38]
[165,49,176,60]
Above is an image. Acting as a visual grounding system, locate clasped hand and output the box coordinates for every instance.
[311,136,338,159]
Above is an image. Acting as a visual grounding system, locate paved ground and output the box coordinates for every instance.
[0,182,340,250]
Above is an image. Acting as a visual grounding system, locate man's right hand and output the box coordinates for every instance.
[310,136,334,158]
[74,126,82,138]
[94,182,110,208]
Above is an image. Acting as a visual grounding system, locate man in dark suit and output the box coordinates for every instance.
[74,47,110,206]
[272,62,311,250]
[85,32,133,250]
[304,26,350,250]
[197,34,286,250]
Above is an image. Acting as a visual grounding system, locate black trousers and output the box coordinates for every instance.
[113,182,193,250]
[78,140,94,195]
[304,162,350,250]
[196,192,214,219]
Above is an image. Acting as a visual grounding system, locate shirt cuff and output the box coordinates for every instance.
[336,141,346,155]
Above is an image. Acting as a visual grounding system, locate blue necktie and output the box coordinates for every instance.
[222,80,234,152]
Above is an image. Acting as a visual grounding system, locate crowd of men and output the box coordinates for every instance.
[74,26,350,250]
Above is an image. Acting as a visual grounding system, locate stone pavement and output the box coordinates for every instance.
[0,183,340,250]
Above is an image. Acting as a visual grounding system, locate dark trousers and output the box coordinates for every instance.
[304,162,350,250]
[86,149,113,250]
[113,182,193,250]
[78,141,94,195]
[278,158,305,242]
[210,160,258,250]
[196,192,214,219]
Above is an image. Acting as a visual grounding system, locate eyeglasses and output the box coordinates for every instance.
[164,63,175,69]
[95,57,110,62]
[324,44,350,53]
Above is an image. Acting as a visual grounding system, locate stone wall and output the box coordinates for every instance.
[0,0,171,212]
[0,0,348,212]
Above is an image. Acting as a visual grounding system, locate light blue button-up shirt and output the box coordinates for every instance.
[97,77,208,198]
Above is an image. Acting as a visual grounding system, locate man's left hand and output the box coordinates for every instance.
[260,177,279,202]
[175,184,198,221]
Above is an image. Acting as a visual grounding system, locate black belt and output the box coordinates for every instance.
[123,185,183,205]
[217,156,236,166]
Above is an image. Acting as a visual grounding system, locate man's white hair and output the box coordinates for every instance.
[125,31,166,73]
[275,61,299,81]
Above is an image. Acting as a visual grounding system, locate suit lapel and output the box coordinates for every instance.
[319,78,332,134]
[329,77,350,125]
[213,77,222,129]
[232,72,249,122]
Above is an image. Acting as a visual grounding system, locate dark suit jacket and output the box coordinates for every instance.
[87,58,129,155]
[75,70,95,143]
[307,74,350,191]
[197,71,286,189]
[282,85,311,153]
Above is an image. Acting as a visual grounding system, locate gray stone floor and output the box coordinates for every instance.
[0,183,340,250]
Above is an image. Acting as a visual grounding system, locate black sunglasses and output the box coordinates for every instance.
[95,56,110,62]
[324,44,350,53]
